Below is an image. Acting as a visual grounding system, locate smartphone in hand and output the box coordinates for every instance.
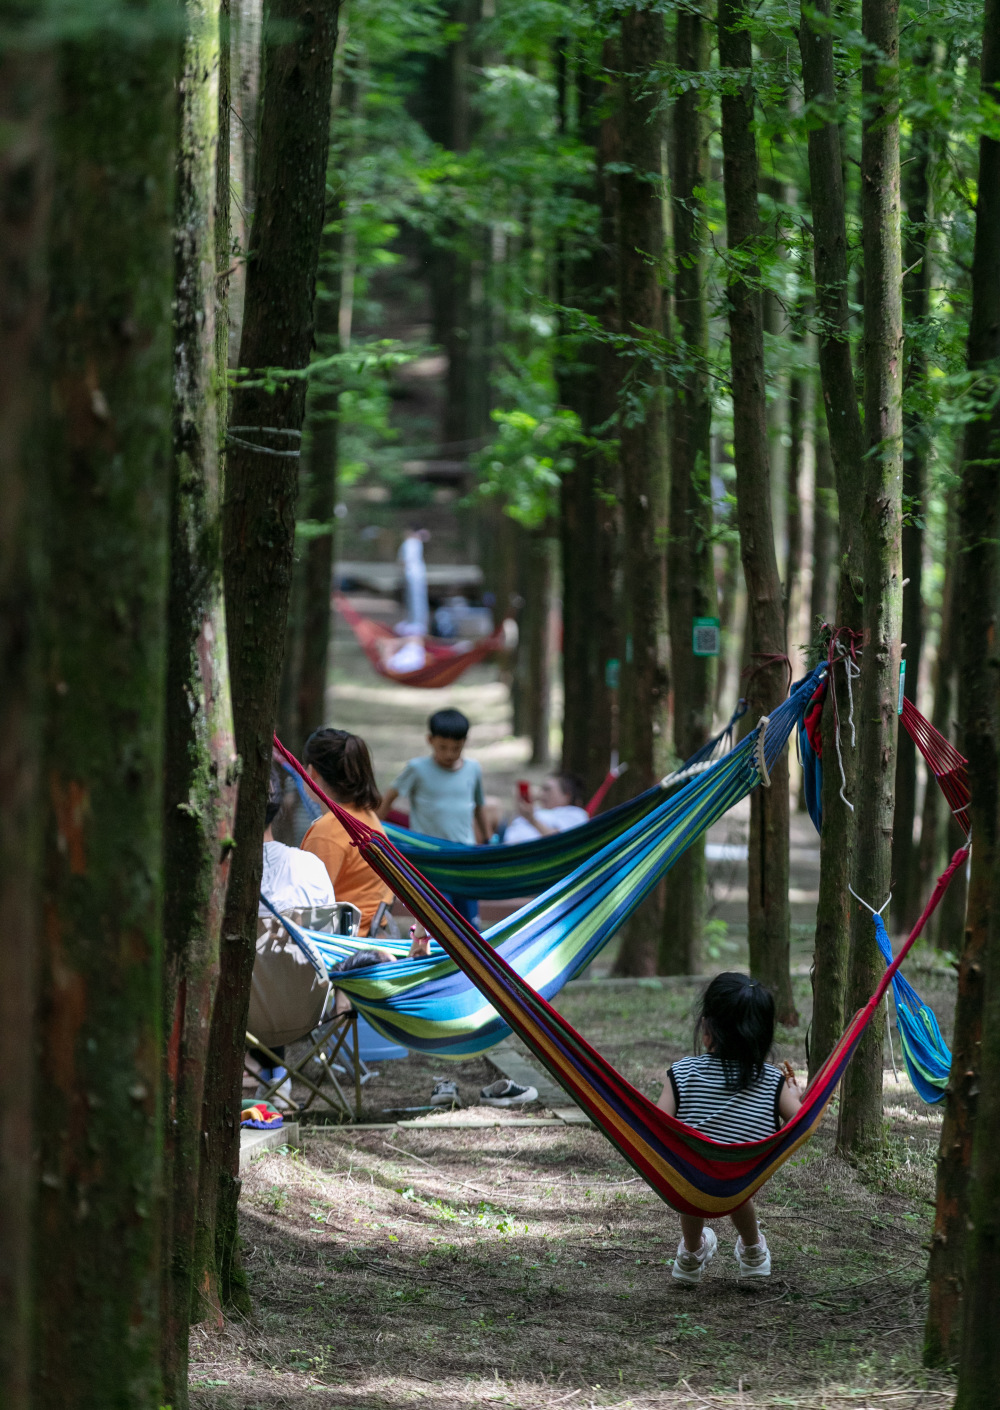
[518,780,531,803]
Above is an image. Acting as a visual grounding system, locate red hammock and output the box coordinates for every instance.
[901,695,970,838]
[335,594,508,689]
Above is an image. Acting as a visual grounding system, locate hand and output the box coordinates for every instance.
[515,792,534,820]
[781,1060,801,1092]
[408,924,430,960]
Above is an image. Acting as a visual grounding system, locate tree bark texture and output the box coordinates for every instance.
[662,7,715,975]
[612,6,669,977]
[892,66,933,935]
[0,41,51,1408]
[557,58,620,800]
[927,8,1000,1370]
[837,0,903,1158]
[200,0,338,1314]
[163,0,239,1392]
[808,410,837,632]
[800,0,866,1076]
[34,21,177,1405]
[512,532,553,767]
[718,0,795,1021]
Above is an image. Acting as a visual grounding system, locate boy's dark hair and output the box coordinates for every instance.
[428,708,469,740]
[694,971,775,1091]
[265,766,284,828]
[303,728,382,812]
[551,772,585,807]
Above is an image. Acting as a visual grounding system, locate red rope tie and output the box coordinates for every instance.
[741,651,793,699]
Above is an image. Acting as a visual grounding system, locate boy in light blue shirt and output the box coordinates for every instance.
[379,708,486,923]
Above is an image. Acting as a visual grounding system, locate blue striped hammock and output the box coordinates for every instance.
[383,702,748,899]
[272,669,824,1057]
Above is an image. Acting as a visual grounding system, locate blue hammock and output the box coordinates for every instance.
[872,910,952,1103]
[385,700,748,899]
[272,669,824,1057]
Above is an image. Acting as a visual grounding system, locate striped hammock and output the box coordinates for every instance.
[273,669,823,1057]
[273,708,965,1217]
[385,700,748,900]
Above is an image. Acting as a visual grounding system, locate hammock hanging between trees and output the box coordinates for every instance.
[272,671,821,1055]
[796,674,970,1103]
[335,593,509,688]
[385,699,749,900]
[274,706,966,1217]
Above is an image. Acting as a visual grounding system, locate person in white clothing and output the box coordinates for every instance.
[397,527,430,635]
[259,771,337,915]
[502,772,589,845]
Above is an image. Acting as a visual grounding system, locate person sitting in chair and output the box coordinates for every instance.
[260,767,338,917]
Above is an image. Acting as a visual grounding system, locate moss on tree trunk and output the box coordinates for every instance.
[34,16,177,1402]
[927,3,1000,1371]
[662,7,715,975]
[197,0,338,1314]
[837,0,903,1159]
[718,0,795,1021]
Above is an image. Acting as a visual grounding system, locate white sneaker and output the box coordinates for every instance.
[480,1078,538,1107]
[735,1233,771,1279]
[430,1079,460,1107]
[671,1226,718,1285]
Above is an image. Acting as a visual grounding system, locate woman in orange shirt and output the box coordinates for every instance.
[300,728,395,936]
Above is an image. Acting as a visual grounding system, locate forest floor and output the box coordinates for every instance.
[196,600,959,1408]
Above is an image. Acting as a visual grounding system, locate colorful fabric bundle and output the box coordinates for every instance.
[240,1103,284,1130]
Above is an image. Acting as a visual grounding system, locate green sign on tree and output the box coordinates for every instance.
[692,617,721,657]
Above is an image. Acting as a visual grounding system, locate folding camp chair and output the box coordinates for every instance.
[246,902,366,1121]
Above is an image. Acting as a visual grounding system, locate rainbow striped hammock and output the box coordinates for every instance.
[384,703,748,900]
[274,723,965,1218]
[274,671,822,1058]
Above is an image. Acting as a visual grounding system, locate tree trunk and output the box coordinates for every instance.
[227,0,264,365]
[662,7,715,975]
[0,42,51,1409]
[926,9,1000,1370]
[34,18,177,1402]
[784,363,805,647]
[513,532,553,766]
[718,0,795,1021]
[163,0,239,1392]
[799,0,866,1077]
[837,0,903,1159]
[557,57,620,800]
[808,408,837,632]
[198,0,338,1315]
[612,5,670,977]
[891,55,933,935]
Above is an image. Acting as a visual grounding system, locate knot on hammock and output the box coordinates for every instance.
[741,651,793,698]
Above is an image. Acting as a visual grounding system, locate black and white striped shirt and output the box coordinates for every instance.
[668,1054,785,1143]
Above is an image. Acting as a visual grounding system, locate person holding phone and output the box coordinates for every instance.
[503,772,588,845]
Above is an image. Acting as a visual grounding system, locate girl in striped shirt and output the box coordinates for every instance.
[657,972,803,1284]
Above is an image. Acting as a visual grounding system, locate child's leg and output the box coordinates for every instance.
[729,1199,761,1247]
[680,1214,706,1251]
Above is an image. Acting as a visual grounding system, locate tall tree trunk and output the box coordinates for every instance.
[891,53,933,935]
[662,7,715,975]
[784,361,805,647]
[557,57,620,800]
[800,0,866,1077]
[227,0,264,364]
[926,8,1000,1370]
[718,0,795,1020]
[920,490,966,948]
[197,0,338,1315]
[513,532,553,766]
[612,5,670,977]
[837,0,903,1158]
[808,408,837,632]
[0,41,51,1409]
[34,17,177,1402]
[163,0,239,1393]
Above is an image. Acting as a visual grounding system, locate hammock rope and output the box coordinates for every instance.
[272,720,965,1216]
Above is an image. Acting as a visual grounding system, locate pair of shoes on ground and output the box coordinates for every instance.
[429,1078,539,1108]
[255,1066,294,1111]
[670,1228,771,1285]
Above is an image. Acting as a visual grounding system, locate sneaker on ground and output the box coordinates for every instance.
[480,1078,538,1107]
[671,1226,718,1285]
[734,1233,771,1279]
[430,1079,460,1107]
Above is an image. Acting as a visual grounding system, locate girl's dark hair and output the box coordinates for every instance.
[551,772,585,807]
[694,972,775,1091]
[303,728,382,811]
